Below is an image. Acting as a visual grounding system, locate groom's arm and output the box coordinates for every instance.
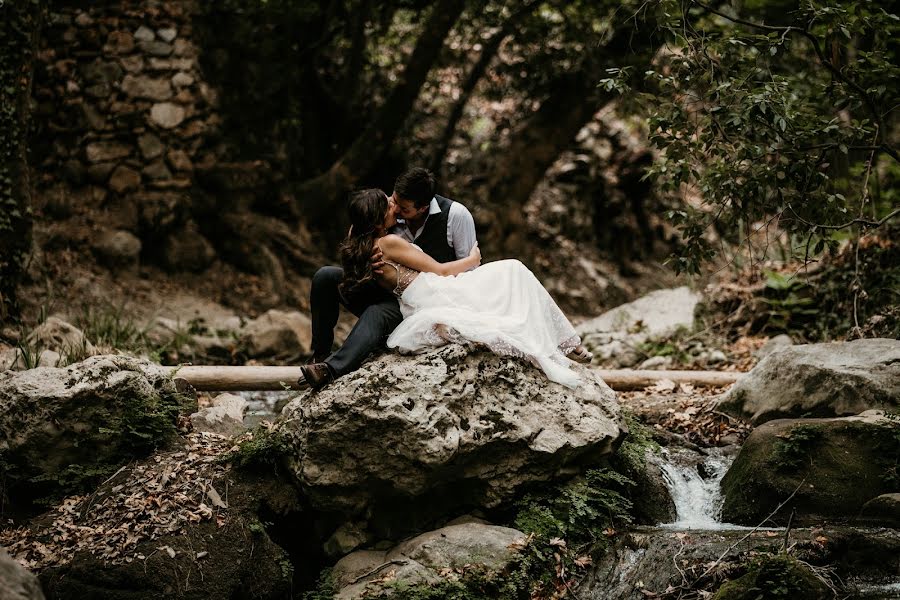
[447,202,477,262]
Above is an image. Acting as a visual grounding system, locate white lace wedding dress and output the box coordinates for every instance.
[385,258,583,388]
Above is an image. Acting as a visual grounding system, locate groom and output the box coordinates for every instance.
[300,167,478,389]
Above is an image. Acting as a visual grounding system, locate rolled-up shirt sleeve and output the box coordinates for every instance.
[447,201,477,262]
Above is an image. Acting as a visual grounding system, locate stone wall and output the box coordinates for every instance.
[33,0,223,272]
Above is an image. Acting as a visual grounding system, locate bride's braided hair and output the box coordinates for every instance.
[339,189,389,303]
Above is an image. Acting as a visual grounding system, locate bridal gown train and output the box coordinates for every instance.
[385,258,584,388]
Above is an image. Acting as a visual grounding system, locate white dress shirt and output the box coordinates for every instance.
[391,197,477,261]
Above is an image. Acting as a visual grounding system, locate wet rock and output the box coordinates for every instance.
[713,554,832,599]
[333,522,525,599]
[717,338,900,424]
[577,287,700,367]
[241,309,312,358]
[0,355,195,508]
[0,547,45,600]
[860,493,900,527]
[720,411,899,526]
[280,345,622,538]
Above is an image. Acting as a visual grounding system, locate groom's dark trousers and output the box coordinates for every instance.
[310,266,402,377]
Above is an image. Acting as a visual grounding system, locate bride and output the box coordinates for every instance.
[339,189,592,388]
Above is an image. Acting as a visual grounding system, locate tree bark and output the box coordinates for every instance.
[0,2,41,323]
[169,365,742,391]
[292,0,468,229]
[428,0,542,175]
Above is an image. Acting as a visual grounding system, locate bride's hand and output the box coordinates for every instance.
[469,242,481,266]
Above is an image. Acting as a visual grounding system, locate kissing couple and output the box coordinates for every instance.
[300,167,593,391]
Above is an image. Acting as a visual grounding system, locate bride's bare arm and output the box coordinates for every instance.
[378,235,480,276]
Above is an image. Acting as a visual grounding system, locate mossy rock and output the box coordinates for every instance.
[0,355,196,511]
[720,411,899,525]
[713,554,833,600]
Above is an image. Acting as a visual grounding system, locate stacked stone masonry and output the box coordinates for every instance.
[33,1,222,271]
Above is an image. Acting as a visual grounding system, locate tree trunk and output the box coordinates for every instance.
[0,2,41,323]
[292,0,468,230]
[428,0,542,175]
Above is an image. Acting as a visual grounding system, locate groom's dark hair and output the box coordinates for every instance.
[394,167,436,208]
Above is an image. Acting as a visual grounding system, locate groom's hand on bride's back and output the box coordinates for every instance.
[371,246,386,275]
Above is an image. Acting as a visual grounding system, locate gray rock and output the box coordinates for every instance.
[577,287,700,367]
[85,141,131,163]
[0,547,45,600]
[149,102,185,129]
[860,493,900,527]
[133,25,155,42]
[25,316,95,358]
[754,334,794,360]
[716,338,900,424]
[0,355,194,507]
[121,74,173,101]
[720,410,898,525]
[189,393,246,436]
[333,523,525,599]
[137,133,165,160]
[108,165,141,193]
[638,355,672,370]
[280,345,622,536]
[138,40,173,57]
[157,27,177,43]
[171,72,194,88]
[324,521,371,558]
[241,310,312,358]
[92,229,141,268]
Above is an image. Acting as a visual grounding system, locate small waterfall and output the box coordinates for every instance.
[655,447,738,530]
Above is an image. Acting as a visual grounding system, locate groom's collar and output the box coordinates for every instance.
[395,197,440,227]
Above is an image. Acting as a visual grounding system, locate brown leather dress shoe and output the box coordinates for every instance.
[298,362,335,391]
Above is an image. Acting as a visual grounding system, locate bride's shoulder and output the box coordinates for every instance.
[378,234,406,248]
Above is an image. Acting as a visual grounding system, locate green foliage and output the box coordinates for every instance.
[225,424,288,471]
[513,468,634,546]
[615,412,661,476]
[713,553,830,599]
[301,569,336,600]
[756,271,820,332]
[771,424,823,470]
[628,0,900,274]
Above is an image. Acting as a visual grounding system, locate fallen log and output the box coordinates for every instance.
[167,366,743,392]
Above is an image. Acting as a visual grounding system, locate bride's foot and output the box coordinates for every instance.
[568,345,593,364]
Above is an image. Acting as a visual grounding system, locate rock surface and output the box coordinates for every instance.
[25,316,95,358]
[0,547,45,600]
[333,522,525,600]
[241,309,312,358]
[280,345,622,538]
[719,410,899,526]
[576,287,700,367]
[190,393,247,436]
[0,355,195,507]
[716,338,900,424]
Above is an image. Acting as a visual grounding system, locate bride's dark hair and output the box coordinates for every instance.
[339,188,389,302]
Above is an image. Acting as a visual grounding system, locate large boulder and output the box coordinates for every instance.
[0,355,195,508]
[241,309,312,358]
[0,547,45,600]
[720,411,899,526]
[716,338,900,424]
[333,522,526,600]
[576,287,700,367]
[189,393,247,436]
[279,345,623,538]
